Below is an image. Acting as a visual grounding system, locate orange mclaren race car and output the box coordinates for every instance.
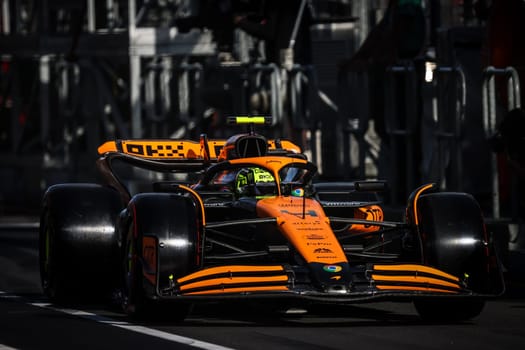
[39,117,504,321]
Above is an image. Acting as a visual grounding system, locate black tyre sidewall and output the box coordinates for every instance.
[39,207,65,302]
[39,184,122,304]
[121,193,199,320]
[414,192,489,321]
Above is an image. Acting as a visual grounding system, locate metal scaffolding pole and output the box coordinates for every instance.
[433,65,466,191]
[482,66,522,220]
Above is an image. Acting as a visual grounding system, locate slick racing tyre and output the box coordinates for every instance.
[121,193,200,321]
[412,192,489,321]
[39,184,122,304]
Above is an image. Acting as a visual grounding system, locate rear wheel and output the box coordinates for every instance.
[121,193,200,321]
[40,210,68,302]
[412,192,490,321]
[39,184,122,304]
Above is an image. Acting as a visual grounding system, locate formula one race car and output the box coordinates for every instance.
[39,116,504,321]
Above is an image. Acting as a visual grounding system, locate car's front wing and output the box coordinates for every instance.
[152,263,497,302]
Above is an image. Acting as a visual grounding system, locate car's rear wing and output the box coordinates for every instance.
[98,137,302,162]
[98,139,227,161]
[96,134,304,203]
[97,116,302,162]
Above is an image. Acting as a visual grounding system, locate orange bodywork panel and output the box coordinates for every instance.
[97,141,118,154]
[177,265,286,284]
[348,205,384,233]
[371,264,463,294]
[411,183,435,225]
[179,275,289,292]
[372,275,461,289]
[176,265,289,295]
[256,197,348,265]
[373,264,460,282]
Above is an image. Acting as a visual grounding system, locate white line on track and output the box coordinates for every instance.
[0,345,19,350]
[0,292,234,350]
[31,302,235,350]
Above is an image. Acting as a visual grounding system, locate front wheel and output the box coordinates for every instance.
[120,193,200,321]
[412,192,491,321]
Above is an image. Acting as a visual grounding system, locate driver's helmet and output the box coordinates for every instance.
[235,167,276,197]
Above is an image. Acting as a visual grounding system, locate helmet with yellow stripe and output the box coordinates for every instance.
[235,167,276,197]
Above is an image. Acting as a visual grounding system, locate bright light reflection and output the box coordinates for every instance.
[425,61,436,82]
[449,237,478,246]
[66,225,115,235]
[166,239,188,248]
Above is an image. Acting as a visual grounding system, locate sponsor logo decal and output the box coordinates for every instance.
[125,143,183,157]
[280,209,318,217]
[314,248,333,254]
[306,242,332,246]
[291,188,304,197]
[323,265,342,273]
[278,203,310,207]
[304,233,326,240]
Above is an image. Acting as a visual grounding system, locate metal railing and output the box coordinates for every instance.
[482,66,522,219]
[432,65,466,191]
[289,64,318,131]
[338,69,370,179]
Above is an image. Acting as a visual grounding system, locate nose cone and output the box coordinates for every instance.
[308,262,352,293]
